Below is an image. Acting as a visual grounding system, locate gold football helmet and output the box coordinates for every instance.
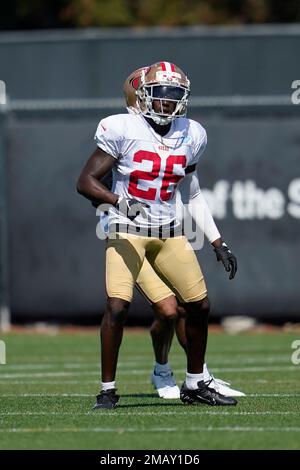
[136,61,190,125]
[123,66,148,114]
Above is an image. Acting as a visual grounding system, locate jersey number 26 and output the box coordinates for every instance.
[128,150,186,202]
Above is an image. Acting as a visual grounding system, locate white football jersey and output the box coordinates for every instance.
[94,113,207,232]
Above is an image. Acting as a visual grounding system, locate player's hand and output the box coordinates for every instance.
[214,243,237,280]
[114,196,150,222]
[91,200,99,208]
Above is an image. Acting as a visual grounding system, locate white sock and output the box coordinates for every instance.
[203,363,210,381]
[154,362,170,374]
[185,372,204,390]
[101,381,115,391]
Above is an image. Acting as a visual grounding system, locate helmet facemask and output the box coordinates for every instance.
[137,64,190,126]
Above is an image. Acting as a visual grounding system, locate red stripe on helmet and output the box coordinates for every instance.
[160,62,167,71]
[170,63,176,72]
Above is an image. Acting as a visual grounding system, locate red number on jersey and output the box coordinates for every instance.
[160,154,186,201]
[128,150,160,200]
[128,150,186,201]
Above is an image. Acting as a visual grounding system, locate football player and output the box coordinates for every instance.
[95,68,244,400]
[77,61,239,409]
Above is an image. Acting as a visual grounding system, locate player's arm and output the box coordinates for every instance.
[77,148,149,220]
[179,170,237,279]
[181,166,221,244]
[77,147,118,206]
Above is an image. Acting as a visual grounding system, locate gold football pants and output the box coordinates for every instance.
[106,233,207,303]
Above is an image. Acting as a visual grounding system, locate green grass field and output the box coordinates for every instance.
[0,328,299,450]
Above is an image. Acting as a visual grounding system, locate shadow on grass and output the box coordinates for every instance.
[89,393,187,411]
[121,393,159,398]
[96,393,184,409]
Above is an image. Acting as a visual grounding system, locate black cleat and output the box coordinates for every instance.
[92,389,120,410]
[180,380,237,406]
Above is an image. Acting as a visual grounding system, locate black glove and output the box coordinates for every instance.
[114,196,150,222]
[214,242,237,280]
[91,199,99,208]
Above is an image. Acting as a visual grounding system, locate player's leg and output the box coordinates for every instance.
[94,233,146,410]
[100,297,130,383]
[149,236,237,406]
[177,306,244,396]
[184,296,210,375]
[137,245,244,399]
[174,304,245,397]
[136,259,180,398]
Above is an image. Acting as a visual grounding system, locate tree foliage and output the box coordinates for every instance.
[1,0,300,30]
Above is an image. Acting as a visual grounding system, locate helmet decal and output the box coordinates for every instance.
[129,76,140,90]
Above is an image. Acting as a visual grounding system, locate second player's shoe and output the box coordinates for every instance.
[180,380,238,406]
[151,368,180,399]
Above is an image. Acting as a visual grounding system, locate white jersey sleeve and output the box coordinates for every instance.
[188,120,207,166]
[178,172,220,243]
[94,115,124,159]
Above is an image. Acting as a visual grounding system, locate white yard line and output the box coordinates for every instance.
[0,426,299,434]
[1,362,139,370]
[1,393,92,397]
[0,380,100,385]
[247,393,300,397]
[0,411,299,416]
[0,371,98,379]
[0,366,298,379]
[203,366,299,373]
[1,355,292,370]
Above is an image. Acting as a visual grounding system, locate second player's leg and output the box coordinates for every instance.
[147,236,208,373]
[136,258,177,364]
[150,296,177,364]
[150,236,209,374]
[136,258,180,398]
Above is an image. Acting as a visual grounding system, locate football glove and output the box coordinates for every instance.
[114,196,150,222]
[214,242,237,280]
[91,199,99,208]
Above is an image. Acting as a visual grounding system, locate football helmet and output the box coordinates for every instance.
[137,61,190,125]
[123,66,148,114]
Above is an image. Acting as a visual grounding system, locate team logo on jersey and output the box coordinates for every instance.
[158,145,170,152]
[182,136,192,144]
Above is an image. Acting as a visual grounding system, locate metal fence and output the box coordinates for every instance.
[0,26,300,325]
